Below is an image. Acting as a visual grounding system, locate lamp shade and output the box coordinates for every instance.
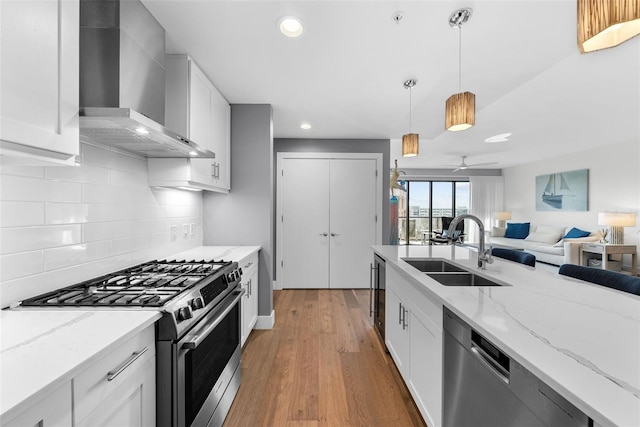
[598,212,636,226]
[445,92,475,131]
[402,133,419,157]
[578,0,640,53]
[494,211,512,221]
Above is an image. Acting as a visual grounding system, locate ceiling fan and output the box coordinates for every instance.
[444,155,498,172]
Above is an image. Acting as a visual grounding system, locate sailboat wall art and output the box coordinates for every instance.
[535,169,588,211]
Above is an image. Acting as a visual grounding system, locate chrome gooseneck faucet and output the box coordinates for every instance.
[447,214,493,269]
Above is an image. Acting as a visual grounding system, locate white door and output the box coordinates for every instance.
[279,157,378,289]
[329,159,377,288]
[281,158,330,289]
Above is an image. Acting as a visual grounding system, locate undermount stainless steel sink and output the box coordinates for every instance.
[402,258,509,287]
[426,272,507,287]
[402,259,466,273]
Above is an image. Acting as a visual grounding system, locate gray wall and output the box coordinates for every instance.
[203,104,274,316]
[275,138,391,251]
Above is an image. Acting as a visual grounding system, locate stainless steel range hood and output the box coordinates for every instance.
[79,0,214,158]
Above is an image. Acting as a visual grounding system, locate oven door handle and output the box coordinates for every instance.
[182,289,245,350]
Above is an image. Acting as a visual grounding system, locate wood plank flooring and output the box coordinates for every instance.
[223,289,427,427]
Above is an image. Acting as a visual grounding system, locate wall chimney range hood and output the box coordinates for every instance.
[79,0,215,158]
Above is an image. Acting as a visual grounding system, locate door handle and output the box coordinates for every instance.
[331,233,340,237]
[320,232,328,237]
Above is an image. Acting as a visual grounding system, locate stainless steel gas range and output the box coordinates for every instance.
[19,258,244,427]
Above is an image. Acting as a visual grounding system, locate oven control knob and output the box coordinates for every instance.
[228,272,236,282]
[176,306,193,321]
[237,267,243,276]
[189,297,204,310]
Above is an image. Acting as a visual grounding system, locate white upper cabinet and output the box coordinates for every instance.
[150,54,230,192]
[0,0,79,165]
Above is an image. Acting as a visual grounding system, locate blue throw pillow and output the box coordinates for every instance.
[564,227,591,239]
[504,222,530,239]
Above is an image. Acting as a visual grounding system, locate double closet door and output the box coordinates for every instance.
[278,154,381,289]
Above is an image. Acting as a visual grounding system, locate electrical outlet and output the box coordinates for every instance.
[170,225,178,242]
[183,224,189,238]
[190,223,196,237]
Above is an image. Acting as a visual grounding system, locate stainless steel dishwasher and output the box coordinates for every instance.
[443,307,592,427]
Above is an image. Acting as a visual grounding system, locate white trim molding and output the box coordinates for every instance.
[255,310,275,329]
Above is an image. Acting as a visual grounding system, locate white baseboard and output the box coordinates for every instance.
[255,310,275,329]
[273,280,282,290]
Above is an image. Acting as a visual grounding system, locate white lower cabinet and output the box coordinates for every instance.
[3,325,156,427]
[240,252,259,346]
[4,382,72,427]
[74,325,156,427]
[386,264,442,427]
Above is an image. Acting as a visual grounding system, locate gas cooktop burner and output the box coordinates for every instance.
[20,259,233,308]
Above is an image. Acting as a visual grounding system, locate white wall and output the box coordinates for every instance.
[0,142,203,308]
[503,140,639,270]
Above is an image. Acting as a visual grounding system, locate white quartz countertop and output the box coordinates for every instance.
[0,309,160,421]
[373,245,640,427]
[169,245,261,263]
[0,246,259,421]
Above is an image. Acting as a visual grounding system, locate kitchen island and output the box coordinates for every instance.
[373,244,639,427]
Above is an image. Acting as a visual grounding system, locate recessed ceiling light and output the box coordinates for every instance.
[189,151,198,156]
[485,133,512,143]
[135,127,149,135]
[300,123,311,130]
[278,16,303,37]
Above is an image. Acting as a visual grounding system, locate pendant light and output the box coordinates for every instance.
[402,79,419,157]
[578,0,640,53]
[445,8,475,132]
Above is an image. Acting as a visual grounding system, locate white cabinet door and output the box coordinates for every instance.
[210,86,231,191]
[76,357,156,427]
[385,287,410,377]
[281,158,330,289]
[240,253,259,346]
[0,0,79,164]
[409,312,442,427]
[158,55,230,192]
[279,156,380,289]
[4,382,72,427]
[74,325,155,427]
[329,159,377,288]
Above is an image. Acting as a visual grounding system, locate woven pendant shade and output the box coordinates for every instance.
[578,0,640,53]
[402,133,419,157]
[445,92,475,131]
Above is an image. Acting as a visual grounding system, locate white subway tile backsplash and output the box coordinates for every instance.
[0,201,44,227]
[81,253,133,281]
[1,142,203,308]
[111,235,149,256]
[1,265,82,306]
[1,174,82,203]
[45,162,109,184]
[0,250,44,281]
[83,221,134,242]
[0,165,45,178]
[44,241,111,271]
[109,168,148,188]
[0,225,81,255]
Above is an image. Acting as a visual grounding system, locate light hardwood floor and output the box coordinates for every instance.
[223,289,427,427]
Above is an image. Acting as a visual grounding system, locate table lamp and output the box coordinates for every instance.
[598,212,636,244]
[494,211,511,228]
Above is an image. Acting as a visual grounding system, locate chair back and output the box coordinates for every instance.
[491,248,536,267]
[558,264,640,296]
[441,216,464,232]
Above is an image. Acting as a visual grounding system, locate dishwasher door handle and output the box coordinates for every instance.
[471,343,510,384]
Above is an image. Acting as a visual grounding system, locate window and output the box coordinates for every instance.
[397,180,470,245]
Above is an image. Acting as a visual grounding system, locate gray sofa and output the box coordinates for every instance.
[488,224,604,266]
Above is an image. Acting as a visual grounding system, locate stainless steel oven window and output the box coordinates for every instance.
[184,302,240,426]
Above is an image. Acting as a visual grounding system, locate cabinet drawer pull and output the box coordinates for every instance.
[106,347,149,382]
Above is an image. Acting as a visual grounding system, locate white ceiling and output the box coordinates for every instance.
[142,0,640,170]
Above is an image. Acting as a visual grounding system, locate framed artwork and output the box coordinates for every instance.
[535,169,588,211]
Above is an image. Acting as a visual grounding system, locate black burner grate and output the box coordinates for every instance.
[20,259,232,307]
